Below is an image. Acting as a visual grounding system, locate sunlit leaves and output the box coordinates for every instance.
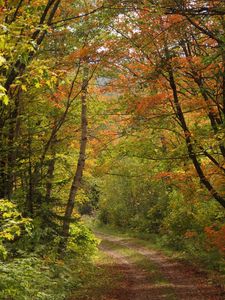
[0,199,32,259]
[0,85,9,105]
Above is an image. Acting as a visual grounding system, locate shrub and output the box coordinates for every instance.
[0,255,83,300]
[0,199,32,259]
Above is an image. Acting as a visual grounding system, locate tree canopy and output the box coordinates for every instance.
[0,1,225,298]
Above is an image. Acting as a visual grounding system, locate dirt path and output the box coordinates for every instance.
[100,239,174,300]
[96,232,225,300]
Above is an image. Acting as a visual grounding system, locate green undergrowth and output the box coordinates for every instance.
[0,205,100,300]
[0,256,93,300]
[0,239,119,300]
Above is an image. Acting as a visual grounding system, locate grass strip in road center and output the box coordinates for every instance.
[100,239,177,300]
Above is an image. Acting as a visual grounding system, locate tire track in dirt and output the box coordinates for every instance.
[97,232,225,300]
[100,240,175,300]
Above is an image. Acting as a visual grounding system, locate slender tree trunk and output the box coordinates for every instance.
[26,120,34,216]
[193,75,225,159]
[166,59,225,209]
[190,70,225,159]
[0,131,6,198]
[45,152,56,204]
[58,66,89,254]
[0,106,7,198]
[0,160,6,199]
[6,92,21,199]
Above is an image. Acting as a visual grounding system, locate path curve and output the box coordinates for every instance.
[97,232,225,300]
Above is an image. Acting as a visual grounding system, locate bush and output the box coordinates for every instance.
[68,222,99,259]
[0,221,98,300]
[0,198,99,299]
[0,199,32,259]
[0,255,84,300]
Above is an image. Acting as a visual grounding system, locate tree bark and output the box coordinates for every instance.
[58,66,89,254]
[45,151,56,204]
[26,129,34,216]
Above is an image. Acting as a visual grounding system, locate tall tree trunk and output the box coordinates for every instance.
[58,66,89,254]
[6,92,21,199]
[45,149,56,204]
[0,106,7,198]
[0,129,6,198]
[26,118,34,216]
[0,160,6,199]
[166,57,225,209]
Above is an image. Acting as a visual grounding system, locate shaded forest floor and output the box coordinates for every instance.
[69,231,225,300]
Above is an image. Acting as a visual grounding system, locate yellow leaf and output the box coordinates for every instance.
[21,85,27,92]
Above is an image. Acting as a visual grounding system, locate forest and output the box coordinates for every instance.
[0,0,225,299]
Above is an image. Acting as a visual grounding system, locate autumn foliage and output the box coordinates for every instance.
[0,2,224,297]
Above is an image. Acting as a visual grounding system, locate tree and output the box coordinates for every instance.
[101,1,225,208]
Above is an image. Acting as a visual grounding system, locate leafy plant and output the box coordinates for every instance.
[0,199,32,259]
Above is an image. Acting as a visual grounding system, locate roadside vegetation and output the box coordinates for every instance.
[97,169,225,273]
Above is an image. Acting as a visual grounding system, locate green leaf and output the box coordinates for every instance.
[0,55,6,66]
[0,85,9,105]
[21,85,27,92]
[2,94,9,105]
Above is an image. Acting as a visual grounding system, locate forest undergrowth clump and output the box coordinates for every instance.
[0,199,98,300]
